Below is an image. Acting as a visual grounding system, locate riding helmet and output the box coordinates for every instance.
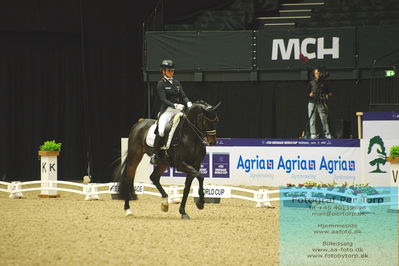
[160,60,175,70]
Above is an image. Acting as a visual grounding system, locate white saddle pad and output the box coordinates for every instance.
[145,113,182,149]
[145,123,157,148]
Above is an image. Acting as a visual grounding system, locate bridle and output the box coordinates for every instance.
[201,114,219,136]
[183,107,219,142]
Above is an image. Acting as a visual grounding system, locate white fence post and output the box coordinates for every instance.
[38,151,60,198]
[255,189,272,207]
[84,183,100,201]
[8,181,24,199]
[167,186,181,204]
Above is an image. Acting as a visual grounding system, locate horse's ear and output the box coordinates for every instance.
[211,101,222,110]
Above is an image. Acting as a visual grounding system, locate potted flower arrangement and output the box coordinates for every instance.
[386,145,399,190]
[387,145,399,163]
[38,140,62,156]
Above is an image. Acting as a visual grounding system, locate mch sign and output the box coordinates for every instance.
[271,37,340,61]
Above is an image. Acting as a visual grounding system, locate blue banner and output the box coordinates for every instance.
[363,112,399,121]
[216,138,359,147]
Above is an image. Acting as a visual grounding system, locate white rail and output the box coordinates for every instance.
[0,181,397,209]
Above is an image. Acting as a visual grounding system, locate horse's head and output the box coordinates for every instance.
[187,100,221,146]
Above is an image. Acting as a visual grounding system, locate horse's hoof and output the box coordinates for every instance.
[195,201,204,210]
[125,209,133,217]
[181,214,190,220]
[161,197,169,212]
[161,203,169,212]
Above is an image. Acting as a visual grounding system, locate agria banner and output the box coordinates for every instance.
[202,138,360,186]
[123,138,361,186]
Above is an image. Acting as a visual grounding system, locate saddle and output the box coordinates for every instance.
[146,113,183,149]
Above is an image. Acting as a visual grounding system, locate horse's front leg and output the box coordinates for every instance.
[149,164,169,212]
[196,174,205,210]
[178,162,200,219]
[180,174,195,219]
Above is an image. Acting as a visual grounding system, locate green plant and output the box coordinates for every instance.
[285,182,378,196]
[39,140,62,151]
[389,145,399,158]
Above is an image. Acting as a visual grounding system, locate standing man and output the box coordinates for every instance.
[151,59,192,165]
[307,68,332,139]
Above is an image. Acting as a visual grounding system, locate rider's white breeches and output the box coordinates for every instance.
[158,107,181,137]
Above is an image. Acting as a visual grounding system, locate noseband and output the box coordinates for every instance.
[206,129,216,136]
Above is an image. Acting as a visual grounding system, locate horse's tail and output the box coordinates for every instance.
[113,119,150,201]
[113,152,137,201]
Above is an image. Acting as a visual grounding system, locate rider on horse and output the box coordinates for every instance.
[150,59,192,165]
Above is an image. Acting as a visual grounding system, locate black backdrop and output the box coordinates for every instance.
[0,0,370,182]
[151,79,368,139]
[0,0,156,182]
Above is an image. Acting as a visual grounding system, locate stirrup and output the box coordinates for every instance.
[150,154,161,165]
[150,155,157,165]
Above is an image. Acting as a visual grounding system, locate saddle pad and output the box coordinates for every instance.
[164,113,182,149]
[145,123,157,148]
[145,113,182,149]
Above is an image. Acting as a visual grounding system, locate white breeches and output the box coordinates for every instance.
[158,107,181,137]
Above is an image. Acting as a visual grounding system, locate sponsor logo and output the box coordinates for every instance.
[200,153,210,177]
[367,136,387,173]
[236,155,355,174]
[108,182,144,194]
[193,186,232,198]
[271,37,339,61]
[212,153,230,178]
[237,155,273,173]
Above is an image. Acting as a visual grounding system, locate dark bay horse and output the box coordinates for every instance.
[114,100,221,219]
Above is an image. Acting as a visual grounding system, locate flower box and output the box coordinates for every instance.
[387,157,399,164]
[38,150,60,157]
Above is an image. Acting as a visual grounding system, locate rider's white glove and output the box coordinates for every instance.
[174,103,185,111]
[187,101,192,108]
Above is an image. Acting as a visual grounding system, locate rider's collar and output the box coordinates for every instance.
[163,75,173,83]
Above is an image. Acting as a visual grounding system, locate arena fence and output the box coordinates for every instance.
[0,181,397,210]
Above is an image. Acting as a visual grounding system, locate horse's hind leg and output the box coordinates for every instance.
[149,164,169,212]
[124,153,143,216]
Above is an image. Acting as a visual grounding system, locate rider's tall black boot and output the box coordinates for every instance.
[150,134,162,165]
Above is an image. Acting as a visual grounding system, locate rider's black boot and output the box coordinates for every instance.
[150,134,162,165]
